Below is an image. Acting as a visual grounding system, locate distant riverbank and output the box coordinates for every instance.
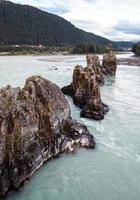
[117,56,140,66]
[0,51,70,56]
[1,50,139,66]
[0,50,132,56]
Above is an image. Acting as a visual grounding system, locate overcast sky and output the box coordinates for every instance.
[11,0,140,41]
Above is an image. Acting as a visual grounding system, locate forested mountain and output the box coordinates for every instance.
[0,1,111,46]
[114,41,134,50]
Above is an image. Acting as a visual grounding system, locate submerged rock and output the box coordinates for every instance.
[102,52,117,76]
[62,65,109,120]
[0,76,95,197]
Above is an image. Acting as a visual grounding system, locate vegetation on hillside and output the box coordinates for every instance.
[0,1,110,46]
[71,43,110,54]
[132,43,140,56]
[0,44,72,55]
[114,41,134,51]
[0,43,112,55]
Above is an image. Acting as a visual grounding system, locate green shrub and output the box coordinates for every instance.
[71,43,109,54]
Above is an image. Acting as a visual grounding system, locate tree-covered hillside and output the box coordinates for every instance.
[132,42,140,56]
[114,41,134,50]
[0,1,111,46]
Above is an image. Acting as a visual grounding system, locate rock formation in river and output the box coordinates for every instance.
[102,52,117,76]
[0,76,95,197]
[62,65,109,120]
[62,53,117,120]
[86,54,104,85]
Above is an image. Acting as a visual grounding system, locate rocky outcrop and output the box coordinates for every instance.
[102,52,117,76]
[117,56,140,66]
[62,53,117,120]
[86,54,104,85]
[0,76,95,197]
[62,65,109,120]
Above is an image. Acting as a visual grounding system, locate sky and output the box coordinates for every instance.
[11,0,140,41]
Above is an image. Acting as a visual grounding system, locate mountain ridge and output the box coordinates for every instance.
[0,1,111,46]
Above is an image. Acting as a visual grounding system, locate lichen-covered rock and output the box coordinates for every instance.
[0,76,95,197]
[102,52,117,76]
[62,65,109,120]
[86,54,104,85]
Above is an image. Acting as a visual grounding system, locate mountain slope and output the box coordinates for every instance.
[114,41,134,49]
[0,1,111,46]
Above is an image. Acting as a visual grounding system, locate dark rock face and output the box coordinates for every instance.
[62,65,109,120]
[102,52,117,76]
[0,76,95,197]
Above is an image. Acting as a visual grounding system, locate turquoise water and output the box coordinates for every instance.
[0,54,140,200]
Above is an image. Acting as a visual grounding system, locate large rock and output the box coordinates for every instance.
[62,65,109,120]
[0,76,95,197]
[87,53,117,78]
[86,54,104,85]
[62,53,117,120]
[102,52,117,76]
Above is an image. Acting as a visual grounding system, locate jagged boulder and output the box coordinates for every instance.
[0,76,95,197]
[62,65,109,120]
[86,54,104,85]
[102,52,117,76]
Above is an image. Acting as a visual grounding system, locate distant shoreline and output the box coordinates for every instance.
[0,51,132,56]
[117,56,140,66]
[0,51,71,56]
[1,51,139,66]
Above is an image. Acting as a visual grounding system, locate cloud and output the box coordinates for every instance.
[115,20,140,35]
[40,6,69,14]
[72,19,98,31]
[11,0,140,41]
[106,20,140,41]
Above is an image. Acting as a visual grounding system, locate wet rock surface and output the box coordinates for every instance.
[102,52,117,76]
[0,76,95,197]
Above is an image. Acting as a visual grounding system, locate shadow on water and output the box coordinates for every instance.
[104,76,116,86]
